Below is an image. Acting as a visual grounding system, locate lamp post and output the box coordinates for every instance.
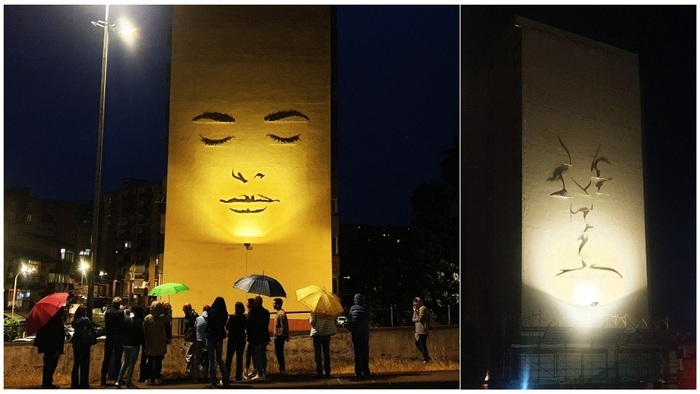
[85,5,111,321]
[11,264,32,321]
[87,5,137,319]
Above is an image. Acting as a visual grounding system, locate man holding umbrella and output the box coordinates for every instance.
[33,306,67,389]
[246,296,270,381]
[296,285,343,379]
[309,311,336,378]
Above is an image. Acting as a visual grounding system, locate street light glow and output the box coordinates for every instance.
[11,263,35,321]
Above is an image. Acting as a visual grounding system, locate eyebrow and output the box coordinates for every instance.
[192,112,236,122]
[264,110,309,121]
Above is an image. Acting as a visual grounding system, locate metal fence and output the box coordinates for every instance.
[5,303,459,342]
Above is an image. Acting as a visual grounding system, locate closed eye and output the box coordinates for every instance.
[200,135,234,146]
[266,134,300,144]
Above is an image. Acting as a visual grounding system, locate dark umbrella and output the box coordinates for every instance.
[233,273,286,298]
[25,292,70,335]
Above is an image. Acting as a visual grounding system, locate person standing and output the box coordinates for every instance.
[225,301,247,382]
[101,296,125,386]
[206,297,231,388]
[192,305,210,383]
[309,311,336,378]
[412,297,431,363]
[138,303,152,382]
[182,303,199,377]
[272,298,289,374]
[116,305,145,389]
[347,293,371,377]
[33,306,67,389]
[243,298,256,379]
[246,296,271,381]
[143,301,168,385]
[70,305,94,388]
[163,301,173,344]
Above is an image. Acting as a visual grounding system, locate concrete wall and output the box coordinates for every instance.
[3,326,457,387]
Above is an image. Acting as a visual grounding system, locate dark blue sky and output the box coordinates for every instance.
[4,5,459,228]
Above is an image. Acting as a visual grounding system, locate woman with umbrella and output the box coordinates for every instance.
[33,305,67,389]
[143,301,168,385]
[71,305,95,388]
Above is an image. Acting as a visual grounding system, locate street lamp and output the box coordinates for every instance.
[86,5,134,319]
[79,261,90,287]
[11,264,34,321]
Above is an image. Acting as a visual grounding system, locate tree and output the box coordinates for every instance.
[338,136,459,326]
[406,136,459,323]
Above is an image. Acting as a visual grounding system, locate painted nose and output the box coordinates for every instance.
[231,168,265,183]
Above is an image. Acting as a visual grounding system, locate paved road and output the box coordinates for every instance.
[9,370,459,390]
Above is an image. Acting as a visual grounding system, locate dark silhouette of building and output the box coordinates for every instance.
[4,187,91,306]
[5,178,166,311]
[100,178,166,306]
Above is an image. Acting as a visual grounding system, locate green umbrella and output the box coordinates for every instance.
[149,282,190,297]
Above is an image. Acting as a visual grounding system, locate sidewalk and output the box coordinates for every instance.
[7,370,459,390]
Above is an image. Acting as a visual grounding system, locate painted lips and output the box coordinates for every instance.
[219,194,280,214]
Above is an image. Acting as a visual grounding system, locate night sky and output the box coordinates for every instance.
[464,5,696,331]
[4,5,459,228]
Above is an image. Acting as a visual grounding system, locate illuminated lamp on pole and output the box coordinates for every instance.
[86,5,135,319]
[11,264,34,321]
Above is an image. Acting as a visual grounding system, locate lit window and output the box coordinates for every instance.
[60,249,75,263]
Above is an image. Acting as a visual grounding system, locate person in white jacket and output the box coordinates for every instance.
[412,297,431,363]
[309,312,337,378]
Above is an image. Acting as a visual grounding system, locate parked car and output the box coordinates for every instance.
[335,316,348,328]
[11,335,35,343]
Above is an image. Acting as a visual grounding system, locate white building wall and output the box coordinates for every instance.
[519,17,648,327]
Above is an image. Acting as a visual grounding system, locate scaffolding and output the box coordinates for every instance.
[505,324,687,388]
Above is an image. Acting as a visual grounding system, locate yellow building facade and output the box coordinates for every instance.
[163,6,332,319]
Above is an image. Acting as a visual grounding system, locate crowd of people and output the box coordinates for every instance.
[32,293,435,389]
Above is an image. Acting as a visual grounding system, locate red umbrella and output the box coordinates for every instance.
[26,292,69,336]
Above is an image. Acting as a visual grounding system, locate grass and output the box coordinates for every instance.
[4,327,459,386]
[176,352,457,378]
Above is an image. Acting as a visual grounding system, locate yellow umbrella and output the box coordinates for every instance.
[296,285,344,316]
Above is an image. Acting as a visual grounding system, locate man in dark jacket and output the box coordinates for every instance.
[347,293,371,377]
[101,296,125,385]
[116,305,145,389]
[34,307,67,389]
[246,296,270,381]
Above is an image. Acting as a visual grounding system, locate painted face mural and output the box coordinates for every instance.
[163,6,332,317]
[196,110,305,215]
[189,107,318,234]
